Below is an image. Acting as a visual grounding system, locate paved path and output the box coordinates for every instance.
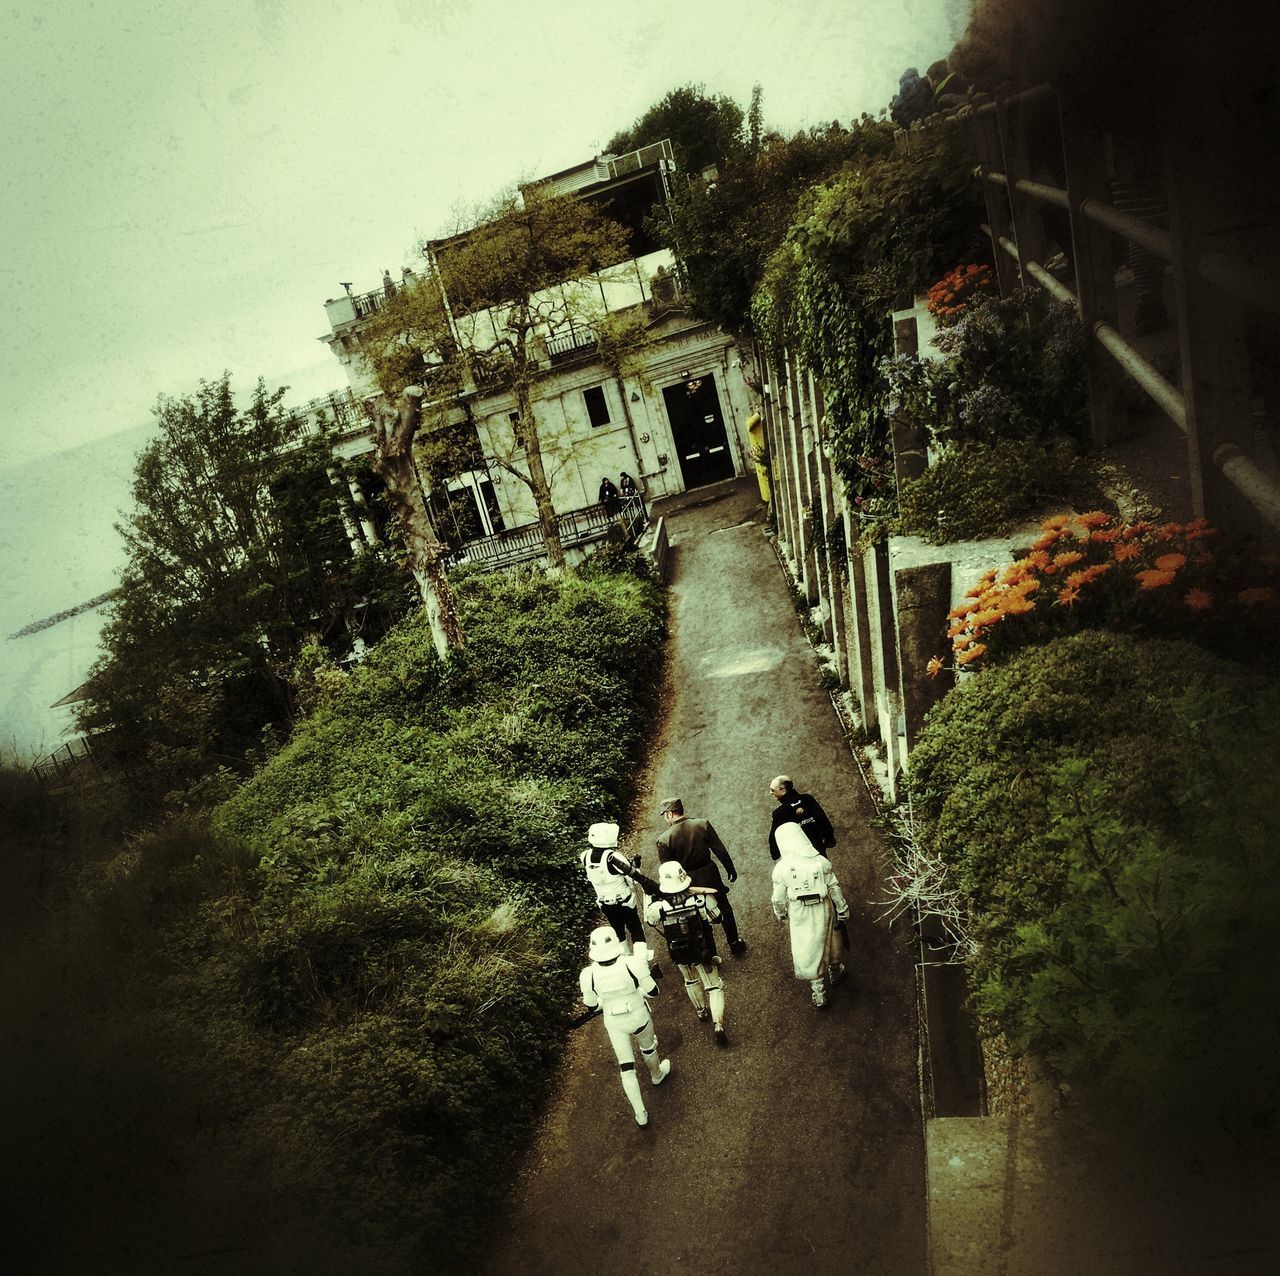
[492,479,926,1276]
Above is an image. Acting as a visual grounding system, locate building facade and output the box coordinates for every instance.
[303,141,754,554]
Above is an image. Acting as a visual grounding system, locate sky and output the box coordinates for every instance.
[1,0,966,473]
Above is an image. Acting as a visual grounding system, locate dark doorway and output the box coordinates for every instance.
[662,374,734,489]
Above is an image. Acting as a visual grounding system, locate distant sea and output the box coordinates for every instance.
[0,424,153,760]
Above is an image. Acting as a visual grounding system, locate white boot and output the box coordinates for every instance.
[810,977,827,1008]
[683,977,707,1018]
[708,985,726,1028]
[640,1041,670,1085]
[620,1066,648,1125]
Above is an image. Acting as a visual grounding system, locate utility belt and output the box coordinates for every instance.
[796,893,823,906]
[599,891,634,906]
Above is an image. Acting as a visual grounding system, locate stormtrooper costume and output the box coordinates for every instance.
[771,822,850,1007]
[645,861,729,1047]
[579,926,671,1126]
[581,822,645,948]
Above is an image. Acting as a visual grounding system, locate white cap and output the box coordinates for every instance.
[587,821,620,849]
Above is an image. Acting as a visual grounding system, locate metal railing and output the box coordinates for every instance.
[34,737,96,786]
[951,85,1280,533]
[445,496,647,570]
[546,326,599,362]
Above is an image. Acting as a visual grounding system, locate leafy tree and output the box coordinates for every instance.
[659,114,896,333]
[363,189,638,569]
[78,373,412,809]
[606,83,745,172]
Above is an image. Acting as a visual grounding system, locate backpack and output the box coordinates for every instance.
[784,857,829,904]
[659,897,715,965]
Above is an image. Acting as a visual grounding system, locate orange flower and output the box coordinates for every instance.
[1001,564,1029,585]
[1026,550,1051,571]
[1119,522,1152,540]
[1184,588,1213,611]
[926,656,944,679]
[1031,531,1063,551]
[949,600,978,617]
[947,621,968,638]
[1053,550,1085,569]
[1041,514,1073,530]
[1076,511,1112,528]
[1154,523,1184,541]
[1088,527,1122,543]
[953,635,973,651]
[1154,553,1186,572]
[1136,569,1177,590]
[1113,542,1142,562]
[1055,585,1081,607]
[1003,594,1037,615]
[1064,570,1091,588]
[955,643,988,665]
[1016,577,1042,595]
[1077,563,1112,584]
[1238,587,1278,606]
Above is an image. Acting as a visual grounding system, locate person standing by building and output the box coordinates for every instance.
[598,475,621,515]
[656,798,746,955]
[767,775,836,861]
[645,861,729,1046]
[578,926,672,1126]
[581,821,646,950]
[771,822,850,1009]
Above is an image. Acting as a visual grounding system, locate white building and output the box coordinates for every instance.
[303,141,755,563]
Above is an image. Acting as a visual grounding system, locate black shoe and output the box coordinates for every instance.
[729,940,747,957]
[650,963,663,980]
[713,1025,728,1047]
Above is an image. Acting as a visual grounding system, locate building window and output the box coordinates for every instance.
[583,385,610,427]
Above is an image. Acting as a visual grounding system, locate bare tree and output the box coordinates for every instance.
[368,387,464,657]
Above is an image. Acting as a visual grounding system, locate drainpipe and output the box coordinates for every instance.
[614,373,645,479]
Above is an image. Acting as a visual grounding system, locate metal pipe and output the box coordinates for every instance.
[1014,177,1069,209]
[1092,322,1187,431]
[1199,251,1280,317]
[1080,198,1173,261]
[1213,444,1280,530]
[1024,260,1078,307]
[997,234,1079,307]
[986,169,1009,187]
[975,83,1055,117]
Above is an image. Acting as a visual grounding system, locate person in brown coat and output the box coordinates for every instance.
[655,798,746,955]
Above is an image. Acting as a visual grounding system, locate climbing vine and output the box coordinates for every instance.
[750,131,983,511]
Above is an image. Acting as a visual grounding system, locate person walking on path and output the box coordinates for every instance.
[645,861,729,1046]
[767,774,836,861]
[771,822,850,1009]
[581,821,646,950]
[656,798,746,955]
[579,925,672,1126]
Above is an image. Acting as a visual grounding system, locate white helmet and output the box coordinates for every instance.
[589,925,623,961]
[658,861,691,894]
[775,822,816,857]
[587,821,620,849]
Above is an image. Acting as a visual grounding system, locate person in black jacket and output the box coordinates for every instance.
[767,775,836,861]
[655,798,746,956]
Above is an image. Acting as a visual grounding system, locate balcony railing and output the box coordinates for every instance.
[446,496,647,570]
[546,326,599,363]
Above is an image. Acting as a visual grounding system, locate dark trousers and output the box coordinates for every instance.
[602,900,645,945]
[716,892,741,946]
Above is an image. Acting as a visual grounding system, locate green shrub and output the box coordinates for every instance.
[2,562,667,1272]
[898,439,1100,542]
[911,631,1280,1130]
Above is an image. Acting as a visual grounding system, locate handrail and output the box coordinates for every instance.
[991,231,1078,307]
[1079,198,1173,262]
[1214,445,1280,528]
[1092,322,1187,431]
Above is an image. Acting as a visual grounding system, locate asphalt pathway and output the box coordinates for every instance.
[492,479,926,1275]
